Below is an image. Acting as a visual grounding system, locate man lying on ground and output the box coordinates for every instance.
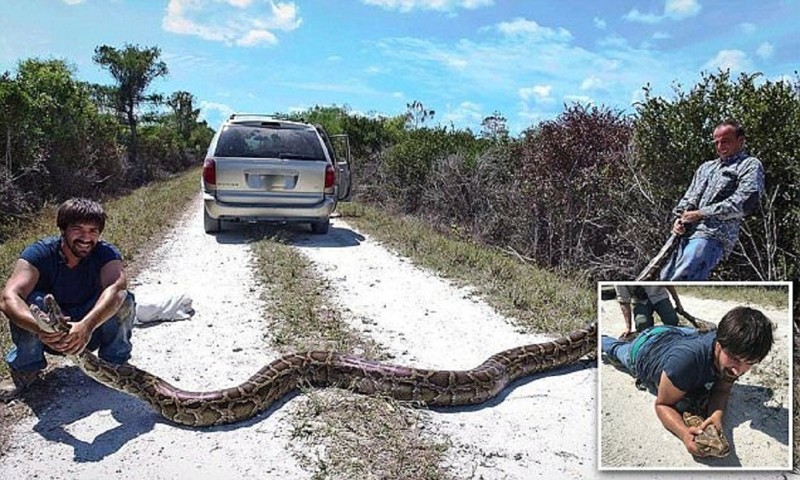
[601,306,773,457]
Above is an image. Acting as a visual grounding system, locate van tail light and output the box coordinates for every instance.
[202,158,216,189]
[324,164,336,189]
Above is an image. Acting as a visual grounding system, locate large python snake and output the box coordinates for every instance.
[32,294,596,427]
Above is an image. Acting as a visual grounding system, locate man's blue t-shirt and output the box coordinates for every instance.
[21,236,122,318]
[634,327,718,393]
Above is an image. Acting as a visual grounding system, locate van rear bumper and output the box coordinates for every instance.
[203,193,335,222]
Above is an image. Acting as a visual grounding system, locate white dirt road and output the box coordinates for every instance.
[0,196,795,479]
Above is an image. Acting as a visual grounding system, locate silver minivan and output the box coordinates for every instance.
[201,114,352,234]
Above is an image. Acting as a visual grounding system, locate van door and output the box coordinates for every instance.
[330,134,352,201]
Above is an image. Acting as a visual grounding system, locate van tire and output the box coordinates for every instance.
[204,208,221,234]
[310,219,330,234]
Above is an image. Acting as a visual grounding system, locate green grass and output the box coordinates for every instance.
[0,167,202,377]
[678,285,790,310]
[337,202,595,335]
[251,233,382,356]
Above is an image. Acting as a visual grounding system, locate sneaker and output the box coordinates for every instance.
[0,369,41,401]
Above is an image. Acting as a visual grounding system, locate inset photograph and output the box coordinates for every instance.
[598,282,792,470]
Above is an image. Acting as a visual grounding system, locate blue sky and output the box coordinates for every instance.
[1,0,797,134]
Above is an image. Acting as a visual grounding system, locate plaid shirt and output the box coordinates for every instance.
[674,150,764,256]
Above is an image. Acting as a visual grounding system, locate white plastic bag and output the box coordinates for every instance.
[135,293,195,325]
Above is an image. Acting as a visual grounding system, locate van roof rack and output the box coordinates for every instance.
[229,113,277,120]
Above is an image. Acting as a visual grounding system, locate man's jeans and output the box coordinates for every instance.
[633,298,679,332]
[6,291,135,372]
[659,236,724,281]
[601,335,637,373]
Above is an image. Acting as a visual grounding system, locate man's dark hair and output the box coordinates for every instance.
[56,198,106,232]
[715,306,773,363]
[717,119,745,138]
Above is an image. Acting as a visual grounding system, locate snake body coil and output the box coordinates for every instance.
[34,294,596,427]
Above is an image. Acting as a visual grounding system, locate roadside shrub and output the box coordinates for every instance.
[516,104,633,273]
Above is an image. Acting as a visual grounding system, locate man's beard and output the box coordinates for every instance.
[64,237,96,258]
[721,368,741,382]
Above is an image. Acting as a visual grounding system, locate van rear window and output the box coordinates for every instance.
[214,125,326,160]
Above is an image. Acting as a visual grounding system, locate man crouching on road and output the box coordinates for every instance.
[0,198,135,400]
[601,306,773,457]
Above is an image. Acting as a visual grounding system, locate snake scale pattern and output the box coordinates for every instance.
[682,411,731,458]
[33,294,596,427]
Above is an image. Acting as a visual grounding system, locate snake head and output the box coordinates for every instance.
[682,412,731,458]
[694,424,731,458]
[30,294,71,333]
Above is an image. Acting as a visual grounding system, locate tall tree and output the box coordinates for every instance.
[167,90,199,142]
[0,73,30,178]
[404,100,435,129]
[480,111,509,141]
[93,44,168,180]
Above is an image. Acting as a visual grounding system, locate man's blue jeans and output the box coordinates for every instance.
[601,335,636,372]
[6,291,135,372]
[659,236,724,281]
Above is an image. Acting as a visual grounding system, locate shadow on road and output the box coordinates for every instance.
[21,363,304,461]
[23,365,157,462]
[431,358,597,414]
[207,221,365,248]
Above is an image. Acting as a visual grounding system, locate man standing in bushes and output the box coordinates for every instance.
[659,120,764,280]
[0,198,135,400]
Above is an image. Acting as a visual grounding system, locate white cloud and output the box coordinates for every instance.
[756,42,774,59]
[365,65,388,74]
[623,8,661,24]
[519,84,554,103]
[62,0,86,4]
[236,30,277,46]
[495,18,572,42]
[361,0,493,12]
[704,49,752,72]
[624,0,700,24]
[652,31,671,40]
[375,16,670,126]
[199,100,236,126]
[580,76,608,91]
[445,56,468,70]
[442,101,484,126]
[664,0,701,19]
[163,0,301,47]
[740,22,757,34]
[598,35,629,49]
[593,17,607,30]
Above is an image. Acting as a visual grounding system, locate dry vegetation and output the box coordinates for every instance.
[250,228,452,478]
